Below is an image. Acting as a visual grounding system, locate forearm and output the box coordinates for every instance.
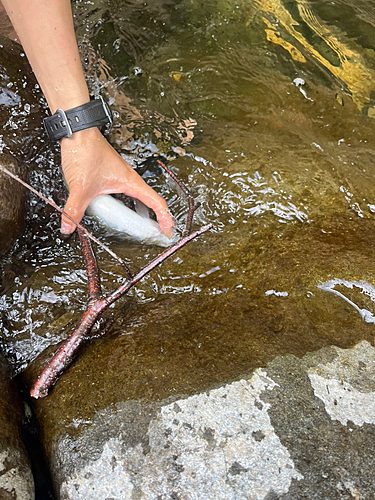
[2,0,174,237]
[2,0,89,113]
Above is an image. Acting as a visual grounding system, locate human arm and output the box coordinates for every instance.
[1,0,174,236]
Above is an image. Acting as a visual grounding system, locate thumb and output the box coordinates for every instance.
[61,190,87,234]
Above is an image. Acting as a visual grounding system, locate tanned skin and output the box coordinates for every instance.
[1,0,174,237]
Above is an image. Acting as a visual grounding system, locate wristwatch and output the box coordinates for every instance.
[43,96,113,141]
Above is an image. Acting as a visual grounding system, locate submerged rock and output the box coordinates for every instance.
[10,212,375,498]
[25,340,375,500]
[0,351,34,499]
[0,35,45,257]
[0,154,27,256]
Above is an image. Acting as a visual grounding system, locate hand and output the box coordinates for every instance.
[60,127,174,237]
[0,2,174,238]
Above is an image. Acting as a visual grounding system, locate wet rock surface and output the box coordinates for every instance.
[13,212,375,500]
[0,154,27,256]
[28,340,375,500]
[0,352,34,499]
[0,35,48,258]
[19,214,375,433]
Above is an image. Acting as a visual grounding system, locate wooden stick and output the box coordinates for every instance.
[77,228,102,303]
[157,159,199,235]
[30,224,212,398]
[0,164,130,269]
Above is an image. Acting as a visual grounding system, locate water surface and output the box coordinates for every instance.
[1,0,375,413]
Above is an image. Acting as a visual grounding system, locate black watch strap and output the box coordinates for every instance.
[43,96,113,141]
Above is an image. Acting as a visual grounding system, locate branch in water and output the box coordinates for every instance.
[157,159,199,236]
[0,164,130,270]
[77,228,102,303]
[30,224,212,398]
[0,158,213,397]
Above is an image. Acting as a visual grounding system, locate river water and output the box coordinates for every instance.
[2,0,375,404]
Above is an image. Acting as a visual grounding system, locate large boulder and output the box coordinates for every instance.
[16,210,375,499]
[0,154,27,256]
[0,351,34,499]
[25,340,375,500]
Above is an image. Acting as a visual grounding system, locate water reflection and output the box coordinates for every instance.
[2,0,375,386]
[319,278,375,323]
[255,0,375,111]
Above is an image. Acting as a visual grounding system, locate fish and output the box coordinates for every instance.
[85,194,176,247]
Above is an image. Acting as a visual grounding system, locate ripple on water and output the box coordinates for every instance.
[3,0,375,386]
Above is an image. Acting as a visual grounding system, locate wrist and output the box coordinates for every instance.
[60,126,101,145]
[44,96,112,142]
[48,91,90,116]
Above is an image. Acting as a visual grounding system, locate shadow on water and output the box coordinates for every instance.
[2,0,375,456]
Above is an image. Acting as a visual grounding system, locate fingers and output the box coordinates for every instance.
[153,204,174,238]
[60,137,175,238]
[61,189,88,234]
[130,186,174,238]
[115,166,175,238]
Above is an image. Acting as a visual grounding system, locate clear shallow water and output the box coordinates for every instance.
[2,0,375,399]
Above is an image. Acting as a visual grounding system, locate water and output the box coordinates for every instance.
[2,0,375,412]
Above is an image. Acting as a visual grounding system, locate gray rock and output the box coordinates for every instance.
[57,376,302,500]
[0,154,27,256]
[0,351,34,499]
[261,341,375,500]
[35,340,375,500]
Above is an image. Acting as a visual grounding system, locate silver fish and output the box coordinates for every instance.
[86,194,175,247]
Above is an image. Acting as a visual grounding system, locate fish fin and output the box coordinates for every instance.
[134,199,151,219]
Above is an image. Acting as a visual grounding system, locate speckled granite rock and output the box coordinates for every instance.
[0,351,34,499]
[27,340,375,500]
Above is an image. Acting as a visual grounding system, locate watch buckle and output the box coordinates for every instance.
[99,96,113,127]
[56,109,73,138]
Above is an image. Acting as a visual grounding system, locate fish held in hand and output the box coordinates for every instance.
[86,194,176,247]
